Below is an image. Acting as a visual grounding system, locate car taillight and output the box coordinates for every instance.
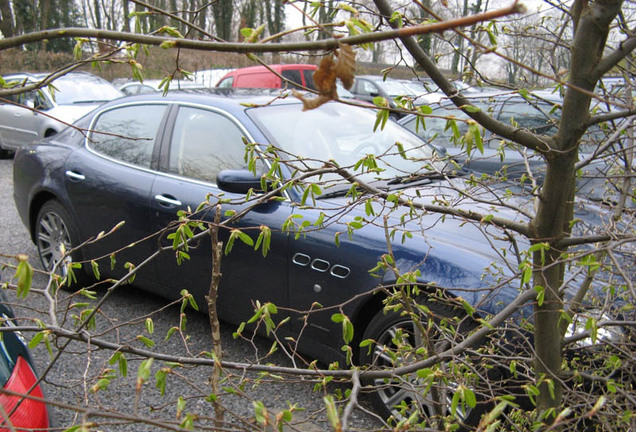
[0,356,49,432]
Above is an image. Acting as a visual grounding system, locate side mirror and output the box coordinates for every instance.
[217,169,270,195]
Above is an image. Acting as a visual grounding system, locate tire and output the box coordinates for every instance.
[359,300,487,429]
[35,200,87,291]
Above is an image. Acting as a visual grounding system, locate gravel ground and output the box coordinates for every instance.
[0,157,382,431]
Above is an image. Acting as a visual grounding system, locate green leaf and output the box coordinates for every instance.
[137,358,154,382]
[535,285,545,307]
[485,26,498,45]
[462,104,482,113]
[451,388,461,418]
[119,354,128,377]
[324,395,341,431]
[464,387,477,408]
[124,262,136,283]
[155,369,167,396]
[159,26,184,38]
[91,260,101,280]
[137,335,156,348]
[145,318,154,335]
[73,38,86,60]
[469,123,484,153]
[255,225,272,257]
[28,332,44,349]
[160,40,177,49]
[373,109,389,132]
[585,317,598,343]
[253,400,268,425]
[16,258,33,298]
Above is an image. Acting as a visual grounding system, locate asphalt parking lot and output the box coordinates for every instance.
[0,157,379,431]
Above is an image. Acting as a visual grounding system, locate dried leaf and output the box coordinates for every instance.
[299,43,357,111]
[313,55,338,99]
[292,90,332,111]
[334,44,356,89]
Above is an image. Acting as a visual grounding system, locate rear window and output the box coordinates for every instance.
[89,104,166,168]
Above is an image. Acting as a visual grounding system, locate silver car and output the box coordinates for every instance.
[0,72,122,157]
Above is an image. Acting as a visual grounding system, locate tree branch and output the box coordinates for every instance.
[372,0,554,155]
[0,3,523,53]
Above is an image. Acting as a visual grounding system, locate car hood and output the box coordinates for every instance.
[318,176,629,315]
[48,104,100,125]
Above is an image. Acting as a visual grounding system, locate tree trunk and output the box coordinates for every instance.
[0,0,16,38]
[530,0,624,418]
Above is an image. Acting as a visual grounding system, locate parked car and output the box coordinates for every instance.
[0,72,123,157]
[216,64,361,101]
[398,91,633,206]
[216,64,317,90]
[0,290,50,431]
[350,75,424,119]
[400,91,556,175]
[12,89,628,423]
[117,79,204,96]
[117,81,158,96]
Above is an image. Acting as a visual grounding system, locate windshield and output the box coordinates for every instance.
[50,75,123,105]
[248,102,448,184]
[374,79,417,97]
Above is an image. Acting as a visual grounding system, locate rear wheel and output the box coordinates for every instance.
[35,200,86,290]
[359,300,486,429]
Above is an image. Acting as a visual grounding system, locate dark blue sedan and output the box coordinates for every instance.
[11,89,614,424]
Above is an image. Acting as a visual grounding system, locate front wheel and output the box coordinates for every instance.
[359,300,487,429]
[35,200,86,290]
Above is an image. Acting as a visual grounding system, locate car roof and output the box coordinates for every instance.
[223,64,317,75]
[113,87,303,111]
[5,71,101,79]
[355,75,400,81]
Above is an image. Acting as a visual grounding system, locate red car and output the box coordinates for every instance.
[216,64,317,90]
[0,296,50,431]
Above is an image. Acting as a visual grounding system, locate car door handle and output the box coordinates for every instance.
[65,170,86,181]
[154,194,182,207]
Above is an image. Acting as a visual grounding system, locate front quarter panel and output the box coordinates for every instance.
[13,139,76,239]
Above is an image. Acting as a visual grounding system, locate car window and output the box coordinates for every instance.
[281,70,303,89]
[356,80,376,96]
[52,76,122,104]
[33,91,52,110]
[497,101,559,135]
[168,107,247,183]
[89,104,166,168]
[217,76,234,88]
[374,79,413,97]
[302,70,316,90]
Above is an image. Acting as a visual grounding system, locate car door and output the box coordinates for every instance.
[63,102,169,287]
[0,91,40,149]
[150,104,292,325]
[352,79,379,103]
